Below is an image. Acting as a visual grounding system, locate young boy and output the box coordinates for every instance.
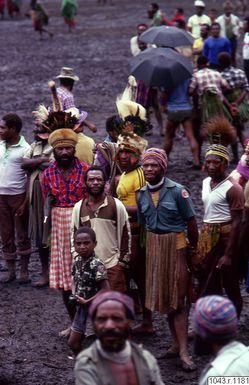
[68,226,110,355]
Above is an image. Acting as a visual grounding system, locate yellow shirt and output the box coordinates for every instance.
[116,167,145,206]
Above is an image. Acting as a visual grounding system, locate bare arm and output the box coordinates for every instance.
[22,156,49,171]
[186,216,198,249]
[217,210,242,268]
[75,280,110,305]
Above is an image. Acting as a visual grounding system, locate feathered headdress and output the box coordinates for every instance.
[116,76,151,136]
[203,116,236,162]
[203,116,236,146]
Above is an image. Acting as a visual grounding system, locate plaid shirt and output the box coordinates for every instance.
[57,86,75,110]
[221,66,249,92]
[189,68,229,101]
[42,158,88,207]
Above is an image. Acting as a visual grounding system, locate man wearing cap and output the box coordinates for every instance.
[137,148,198,371]
[56,67,79,110]
[55,67,96,165]
[193,295,249,384]
[187,1,211,39]
[74,291,165,385]
[194,132,244,316]
[42,127,88,333]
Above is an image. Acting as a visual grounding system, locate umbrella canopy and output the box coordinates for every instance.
[130,47,193,91]
[140,26,194,48]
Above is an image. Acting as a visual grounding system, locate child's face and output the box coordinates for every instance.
[74,233,96,259]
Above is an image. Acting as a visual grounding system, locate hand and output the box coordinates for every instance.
[86,122,97,133]
[39,155,49,163]
[216,255,231,269]
[15,200,27,216]
[75,295,90,305]
[187,245,197,257]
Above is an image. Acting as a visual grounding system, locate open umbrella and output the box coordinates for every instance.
[130,47,193,91]
[140,26,194,48]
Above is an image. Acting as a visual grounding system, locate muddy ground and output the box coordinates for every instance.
[0,1,249,384]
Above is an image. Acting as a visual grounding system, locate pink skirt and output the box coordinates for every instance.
[50,207,73,291]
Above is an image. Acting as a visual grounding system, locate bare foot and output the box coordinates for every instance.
[59,327,71,338]
[32,275,49,288]
[180,353,197,371]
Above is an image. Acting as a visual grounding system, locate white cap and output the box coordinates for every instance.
[194,0,205,7]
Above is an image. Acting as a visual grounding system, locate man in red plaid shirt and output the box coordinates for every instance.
[42,128,88,336]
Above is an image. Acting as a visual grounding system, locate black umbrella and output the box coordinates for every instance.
[130,47,193,91]
[140,26,194,47]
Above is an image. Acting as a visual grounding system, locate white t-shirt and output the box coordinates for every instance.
[202,176,233,223]
[187,14,211,39]
[0,136,30,195]
[243,32,249,60]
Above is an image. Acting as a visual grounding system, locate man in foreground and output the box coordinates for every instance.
[193,295,249,385]
[74,291,165,385]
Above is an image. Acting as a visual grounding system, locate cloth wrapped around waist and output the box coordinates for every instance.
[192,222,232,274]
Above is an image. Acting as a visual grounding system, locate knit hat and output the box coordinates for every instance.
[89,291,135,320]
[205,144,230,162]
[193,295,238,341]
[142,147,168,174]
[48,128,78,149]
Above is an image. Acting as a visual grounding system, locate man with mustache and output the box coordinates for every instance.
[42,128,88,336]
[74,291,164,385]
[71,166,131,293]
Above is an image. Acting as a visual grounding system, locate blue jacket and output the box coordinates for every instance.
[137,178,195,233]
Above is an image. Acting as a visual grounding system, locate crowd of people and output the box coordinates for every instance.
[1,1,249,384]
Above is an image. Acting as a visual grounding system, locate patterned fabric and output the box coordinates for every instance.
[189,68,229,101]
[141,148,168,174]
[57,86,75,110]
[193,295,237,340]
[221,66,249,92]
[72,253,107,300]
[42,158,88,207]
[50,207,74,290]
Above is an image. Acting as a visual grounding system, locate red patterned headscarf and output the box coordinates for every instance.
[141,147,168,174]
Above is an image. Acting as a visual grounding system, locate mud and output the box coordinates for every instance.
[0,1,249,384]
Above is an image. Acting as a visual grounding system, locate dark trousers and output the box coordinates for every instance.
[244,60,249,83]
[202,265,243,317]
[0,193,31,260]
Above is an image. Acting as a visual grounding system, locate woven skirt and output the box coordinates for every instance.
[145,232,183,314]
[50,207,73,291]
